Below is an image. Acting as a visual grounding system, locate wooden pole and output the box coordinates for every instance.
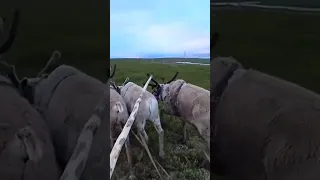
[110,76,153,178]
[59,85,108,180]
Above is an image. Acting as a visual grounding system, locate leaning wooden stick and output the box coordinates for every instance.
[59,85,108,180]
[110,75,153,178]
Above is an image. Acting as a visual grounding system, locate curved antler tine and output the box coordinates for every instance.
[50,50,61,60]
[122,77,129,86]
[148,82,157,88]
[166,72,179,84]
[36,50,61,77]
[110,64,116,78]
[0,9,20,54]
[0,60,21,89]
[147,73,160,86]
[0,60,14,74]
[111,81,116,88]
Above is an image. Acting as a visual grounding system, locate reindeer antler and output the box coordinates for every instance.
[0,9,20,54]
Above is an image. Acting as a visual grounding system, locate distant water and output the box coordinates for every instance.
[111,58,210,61]
[212,0,320,8]
[175,62,210,66]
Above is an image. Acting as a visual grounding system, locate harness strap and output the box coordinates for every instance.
[170,81,185,117]
[211,63,239,139]
[211,63,239,114]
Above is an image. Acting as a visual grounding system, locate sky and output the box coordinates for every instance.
[110,0,210,58]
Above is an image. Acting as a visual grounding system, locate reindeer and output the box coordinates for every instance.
[0,9,61,180]
[3,55,112,179]
[209,56,320,180]
[110,69,165,159]
[147,73,210,149]
[109,64,132,168]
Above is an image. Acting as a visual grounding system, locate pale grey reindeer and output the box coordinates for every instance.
[111,71,165,159]
[109,64,132,168]
[7,57,111,180]
[210,56,320,180]
[148,72,210,149]
[0,9,62,180]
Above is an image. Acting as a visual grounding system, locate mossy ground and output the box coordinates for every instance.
[110,60,210,180]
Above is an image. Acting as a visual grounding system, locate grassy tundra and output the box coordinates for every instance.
[110,60,210,180]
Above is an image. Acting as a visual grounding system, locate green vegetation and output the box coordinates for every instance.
[213,8,320,93]
[112,58,209,64]
[111,60,210,180]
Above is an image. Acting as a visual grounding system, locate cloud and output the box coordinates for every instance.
[110,0,210,58]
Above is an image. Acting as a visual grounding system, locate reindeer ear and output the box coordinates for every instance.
[17,126,43,162]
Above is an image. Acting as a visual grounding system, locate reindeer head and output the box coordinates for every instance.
[1,50,61,104]
[147,72,179,101]
[211,57,242,89]
[109,64,121,93]
[108,64,131,94]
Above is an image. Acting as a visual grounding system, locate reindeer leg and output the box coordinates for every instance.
[160,109,167,129]
[136,120,149,161]
[182,121,188,143]
[137,131,145,161]
[125,137,132,169]
[153,118,165,159]
[141,129,149,144]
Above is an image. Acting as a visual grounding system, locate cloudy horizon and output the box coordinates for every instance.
[110,0,210,58]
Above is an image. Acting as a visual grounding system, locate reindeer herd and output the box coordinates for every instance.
[9,9,320,180]
[7,8,320,180]
[0,9,210,180]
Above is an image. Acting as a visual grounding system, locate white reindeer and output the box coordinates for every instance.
[111,74,165,159]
